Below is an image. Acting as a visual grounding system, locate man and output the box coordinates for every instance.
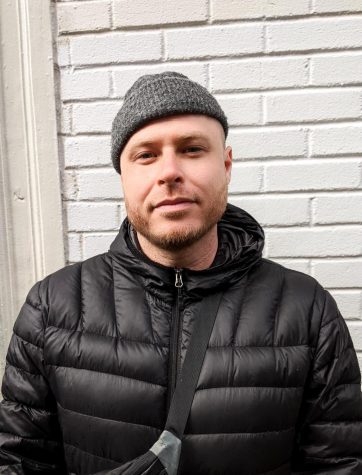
[0,71,361,474]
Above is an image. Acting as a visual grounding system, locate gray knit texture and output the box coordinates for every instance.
[111,71,228,174]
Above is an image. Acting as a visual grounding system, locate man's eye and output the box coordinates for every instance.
[136,152,156,160]
[184,146,203,153]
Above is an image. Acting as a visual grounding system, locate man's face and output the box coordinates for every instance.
[120,114,232,252]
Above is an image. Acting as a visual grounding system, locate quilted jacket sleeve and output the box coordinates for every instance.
[0,281,66,474]
[292,285,362,474]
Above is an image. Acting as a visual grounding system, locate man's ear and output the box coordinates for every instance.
[224,145,232,184]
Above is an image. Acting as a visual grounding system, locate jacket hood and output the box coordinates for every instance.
[109,203,264,296]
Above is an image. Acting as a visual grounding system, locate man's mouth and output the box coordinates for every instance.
[154,198,195,211]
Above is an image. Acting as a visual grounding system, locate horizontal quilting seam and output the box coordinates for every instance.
[207,344,311,349]
[0,429,59,444]
[1,396,56,413]
[185,426,295,436]
[46,325,168,349]
[64,440,121,464]
[5,360,43,377]
[196,386,304,391]
[12,332,43,350]
[57,401,163,431]
[196,385,303,391]
[308,419,362,425]
[45,362,167,389]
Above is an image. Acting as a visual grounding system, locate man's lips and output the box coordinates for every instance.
[154,198,195,210]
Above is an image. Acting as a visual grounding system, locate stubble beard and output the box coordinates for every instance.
[125,184,228,252]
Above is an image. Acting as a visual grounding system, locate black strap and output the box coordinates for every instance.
[165,292,223,438]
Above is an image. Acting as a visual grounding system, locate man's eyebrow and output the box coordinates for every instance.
[128,134,210,153]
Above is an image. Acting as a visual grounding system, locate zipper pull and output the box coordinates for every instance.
[175,269,183,288]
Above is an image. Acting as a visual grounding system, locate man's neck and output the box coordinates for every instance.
[136,227,218,271]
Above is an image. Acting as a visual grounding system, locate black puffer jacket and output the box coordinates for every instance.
[0,204,361,474]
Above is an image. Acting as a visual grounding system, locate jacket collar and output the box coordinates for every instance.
[108,203,264,296]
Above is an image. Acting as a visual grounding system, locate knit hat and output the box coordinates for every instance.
[111,71,228,174]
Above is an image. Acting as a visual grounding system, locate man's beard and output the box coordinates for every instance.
[125,185,228,252]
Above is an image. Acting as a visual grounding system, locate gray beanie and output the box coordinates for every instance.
[111,71,228,174]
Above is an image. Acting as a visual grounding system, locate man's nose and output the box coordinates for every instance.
[157,150,183,185]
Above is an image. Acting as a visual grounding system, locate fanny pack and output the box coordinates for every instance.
[95,291,223,475]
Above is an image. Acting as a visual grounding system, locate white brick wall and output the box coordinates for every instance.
[53,1,362,360]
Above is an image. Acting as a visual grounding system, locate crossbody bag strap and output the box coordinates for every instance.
[165,291,223,438]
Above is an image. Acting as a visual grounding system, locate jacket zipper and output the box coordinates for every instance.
[167,268,184,410]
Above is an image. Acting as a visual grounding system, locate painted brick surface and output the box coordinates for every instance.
[54,1,362,335]
[230,195,310,226]
[57,1,110,34]
[210,58,309,92]
[311,125,362,156]
[313,194,362,224]
[166,24,264,59]
[311,53,362,86]
[211,0,310,20]
[63,136,111,168]
[312,259,362,288]
[229,128,306,160]
[312,0,362,13]
[215,95,262,126]
[267,227,362,258]
[113,0,207,27]
[70,32,162,66]
[265,159,361,192]
[265,90,362,124]
[267,17,362,52]
[61,70,110,100]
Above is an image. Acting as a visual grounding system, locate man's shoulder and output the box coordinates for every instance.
[37,251,113,305]
[256,257,326,305]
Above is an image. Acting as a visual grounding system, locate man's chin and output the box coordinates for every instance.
[139,223,211,252]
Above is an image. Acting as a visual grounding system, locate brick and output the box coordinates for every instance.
[266,90,361,124]
[312,259,362,288]
[266,227,362,258]
[67,233,82,262]
[311,125,362,156]
[58,104,72,134]
[330,290,362,320]
[72,101,121,134]
[113,0,207,27]
[66,202,119,231]
[313,0,362,13]
[228,163,262,193]
[112,63,207,98]
[215,95,262,126]
[210,58,309,92]
[229,195,310,226]
[228,128,306,160]
[61,70,110,101]
[267,17,362,52]
[83,232,118,259]
[62,171,78,200]
[348,322,362,350]
[166,24,263,60]
[313,193,362,224]
[311,53,362,86]
[57,1,110,34]
[63,136,111,168]
[56,37,70,67]
[76,169,122,200]
[269,258,311,274]
[70,31,162,66]
[211,0,310,20]
[265,160,361,192]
